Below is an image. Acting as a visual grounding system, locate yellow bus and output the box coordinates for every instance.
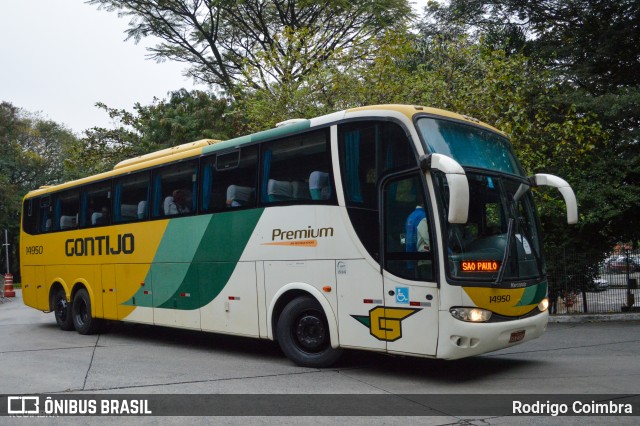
[20,105,577,367]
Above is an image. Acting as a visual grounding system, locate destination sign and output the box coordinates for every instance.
[461,260,500,272]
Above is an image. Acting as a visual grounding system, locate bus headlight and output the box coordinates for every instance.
[450,307,492,322]
[538,297,549,312]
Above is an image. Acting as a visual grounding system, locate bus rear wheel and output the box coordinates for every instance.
[276,296,342,367]
[52,288,74,331]
[72,288,102,335]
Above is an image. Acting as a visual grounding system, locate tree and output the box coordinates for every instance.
[0,103,24,238]
[421,0,640,252]
[68,89,234,177]
[0,102,79,280]
[87,0,413,96]
[429,1,640,87]
[425,1,640,133]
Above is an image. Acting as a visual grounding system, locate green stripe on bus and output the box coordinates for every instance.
[158,208,264,309]
[515,281,547,306]
[124,209,264,310]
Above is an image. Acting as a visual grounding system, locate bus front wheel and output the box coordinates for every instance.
[72,288,102,335]
[276,296,342,367]
[52,288,74,331]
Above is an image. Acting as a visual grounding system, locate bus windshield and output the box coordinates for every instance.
[433,172,544,285]
[416,117,525,177]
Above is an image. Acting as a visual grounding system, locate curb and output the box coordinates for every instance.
[549,312,640,323]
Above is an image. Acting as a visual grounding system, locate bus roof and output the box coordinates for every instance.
[23,104,503,198]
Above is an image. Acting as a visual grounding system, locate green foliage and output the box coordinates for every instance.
[69,90,234,177]
[0,102,79,278]
[88,0,413,96]
[421,0,640,255]
[122,89,234,147]
[64,125,139,180]
[238,31,418,131]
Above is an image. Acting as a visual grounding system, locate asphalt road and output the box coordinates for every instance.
[1,290,639,425]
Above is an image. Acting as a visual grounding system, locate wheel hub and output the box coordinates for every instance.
[295,314,326,351]
[76,300,89,325]
[56,298,68,320]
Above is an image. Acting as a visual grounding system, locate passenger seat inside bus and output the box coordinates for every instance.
[267,179,293,202]
[91,212,102,225]
[309,171,330,200]
[162,196,174,215]
[137,200,148,218]
[226,185,254,207]
[60,215,77,229]
[267,179,313,202]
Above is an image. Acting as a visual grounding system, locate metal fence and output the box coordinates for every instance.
[546,249,640,315]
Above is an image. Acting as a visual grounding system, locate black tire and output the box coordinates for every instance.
[52,288,74,331]
[72,288,102,335]
[276,296,342,367]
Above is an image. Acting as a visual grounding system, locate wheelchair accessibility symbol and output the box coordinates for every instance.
[395,287,409,304]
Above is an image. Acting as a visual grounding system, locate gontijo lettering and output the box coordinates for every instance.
[65,233,135,256]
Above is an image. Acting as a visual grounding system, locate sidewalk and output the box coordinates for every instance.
[549,312,640,323]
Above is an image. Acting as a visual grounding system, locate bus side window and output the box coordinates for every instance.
[202,146,257,213]
[22,198,38,235]
[82,181,111,227]
[338,121,416,260]
[151,160,198,218]
[339,123,377,208]
[54,190,79,231]
[339,121,415,209]
[381,122,415,174]
[260,129,332,205]
[37,196,52,233]
[114,172,150,223]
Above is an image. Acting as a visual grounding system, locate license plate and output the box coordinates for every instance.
[509,330,525,343]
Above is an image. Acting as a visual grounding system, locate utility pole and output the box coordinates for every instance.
[1,229,7,298]
[3,229,9,274]
[2,230,14,298]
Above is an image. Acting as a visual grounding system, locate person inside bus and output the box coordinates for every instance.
[417,217,430,253]
[164,189,190,215]
[405,205,426,252]
[226,185,254,208]
[406,205,431,279]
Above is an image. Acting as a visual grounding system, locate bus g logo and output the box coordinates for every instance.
[351,307,420,342]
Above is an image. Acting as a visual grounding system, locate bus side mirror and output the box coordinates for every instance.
[420,154,469,224]
[533,174,578,224]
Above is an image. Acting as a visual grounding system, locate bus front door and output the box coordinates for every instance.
[381,172,439,356]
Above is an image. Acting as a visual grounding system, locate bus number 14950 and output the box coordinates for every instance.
[489,295,511,303]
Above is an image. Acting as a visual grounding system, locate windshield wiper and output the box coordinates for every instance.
[495,218,515,287]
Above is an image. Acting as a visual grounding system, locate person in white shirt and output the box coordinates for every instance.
[164,189,190,215]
